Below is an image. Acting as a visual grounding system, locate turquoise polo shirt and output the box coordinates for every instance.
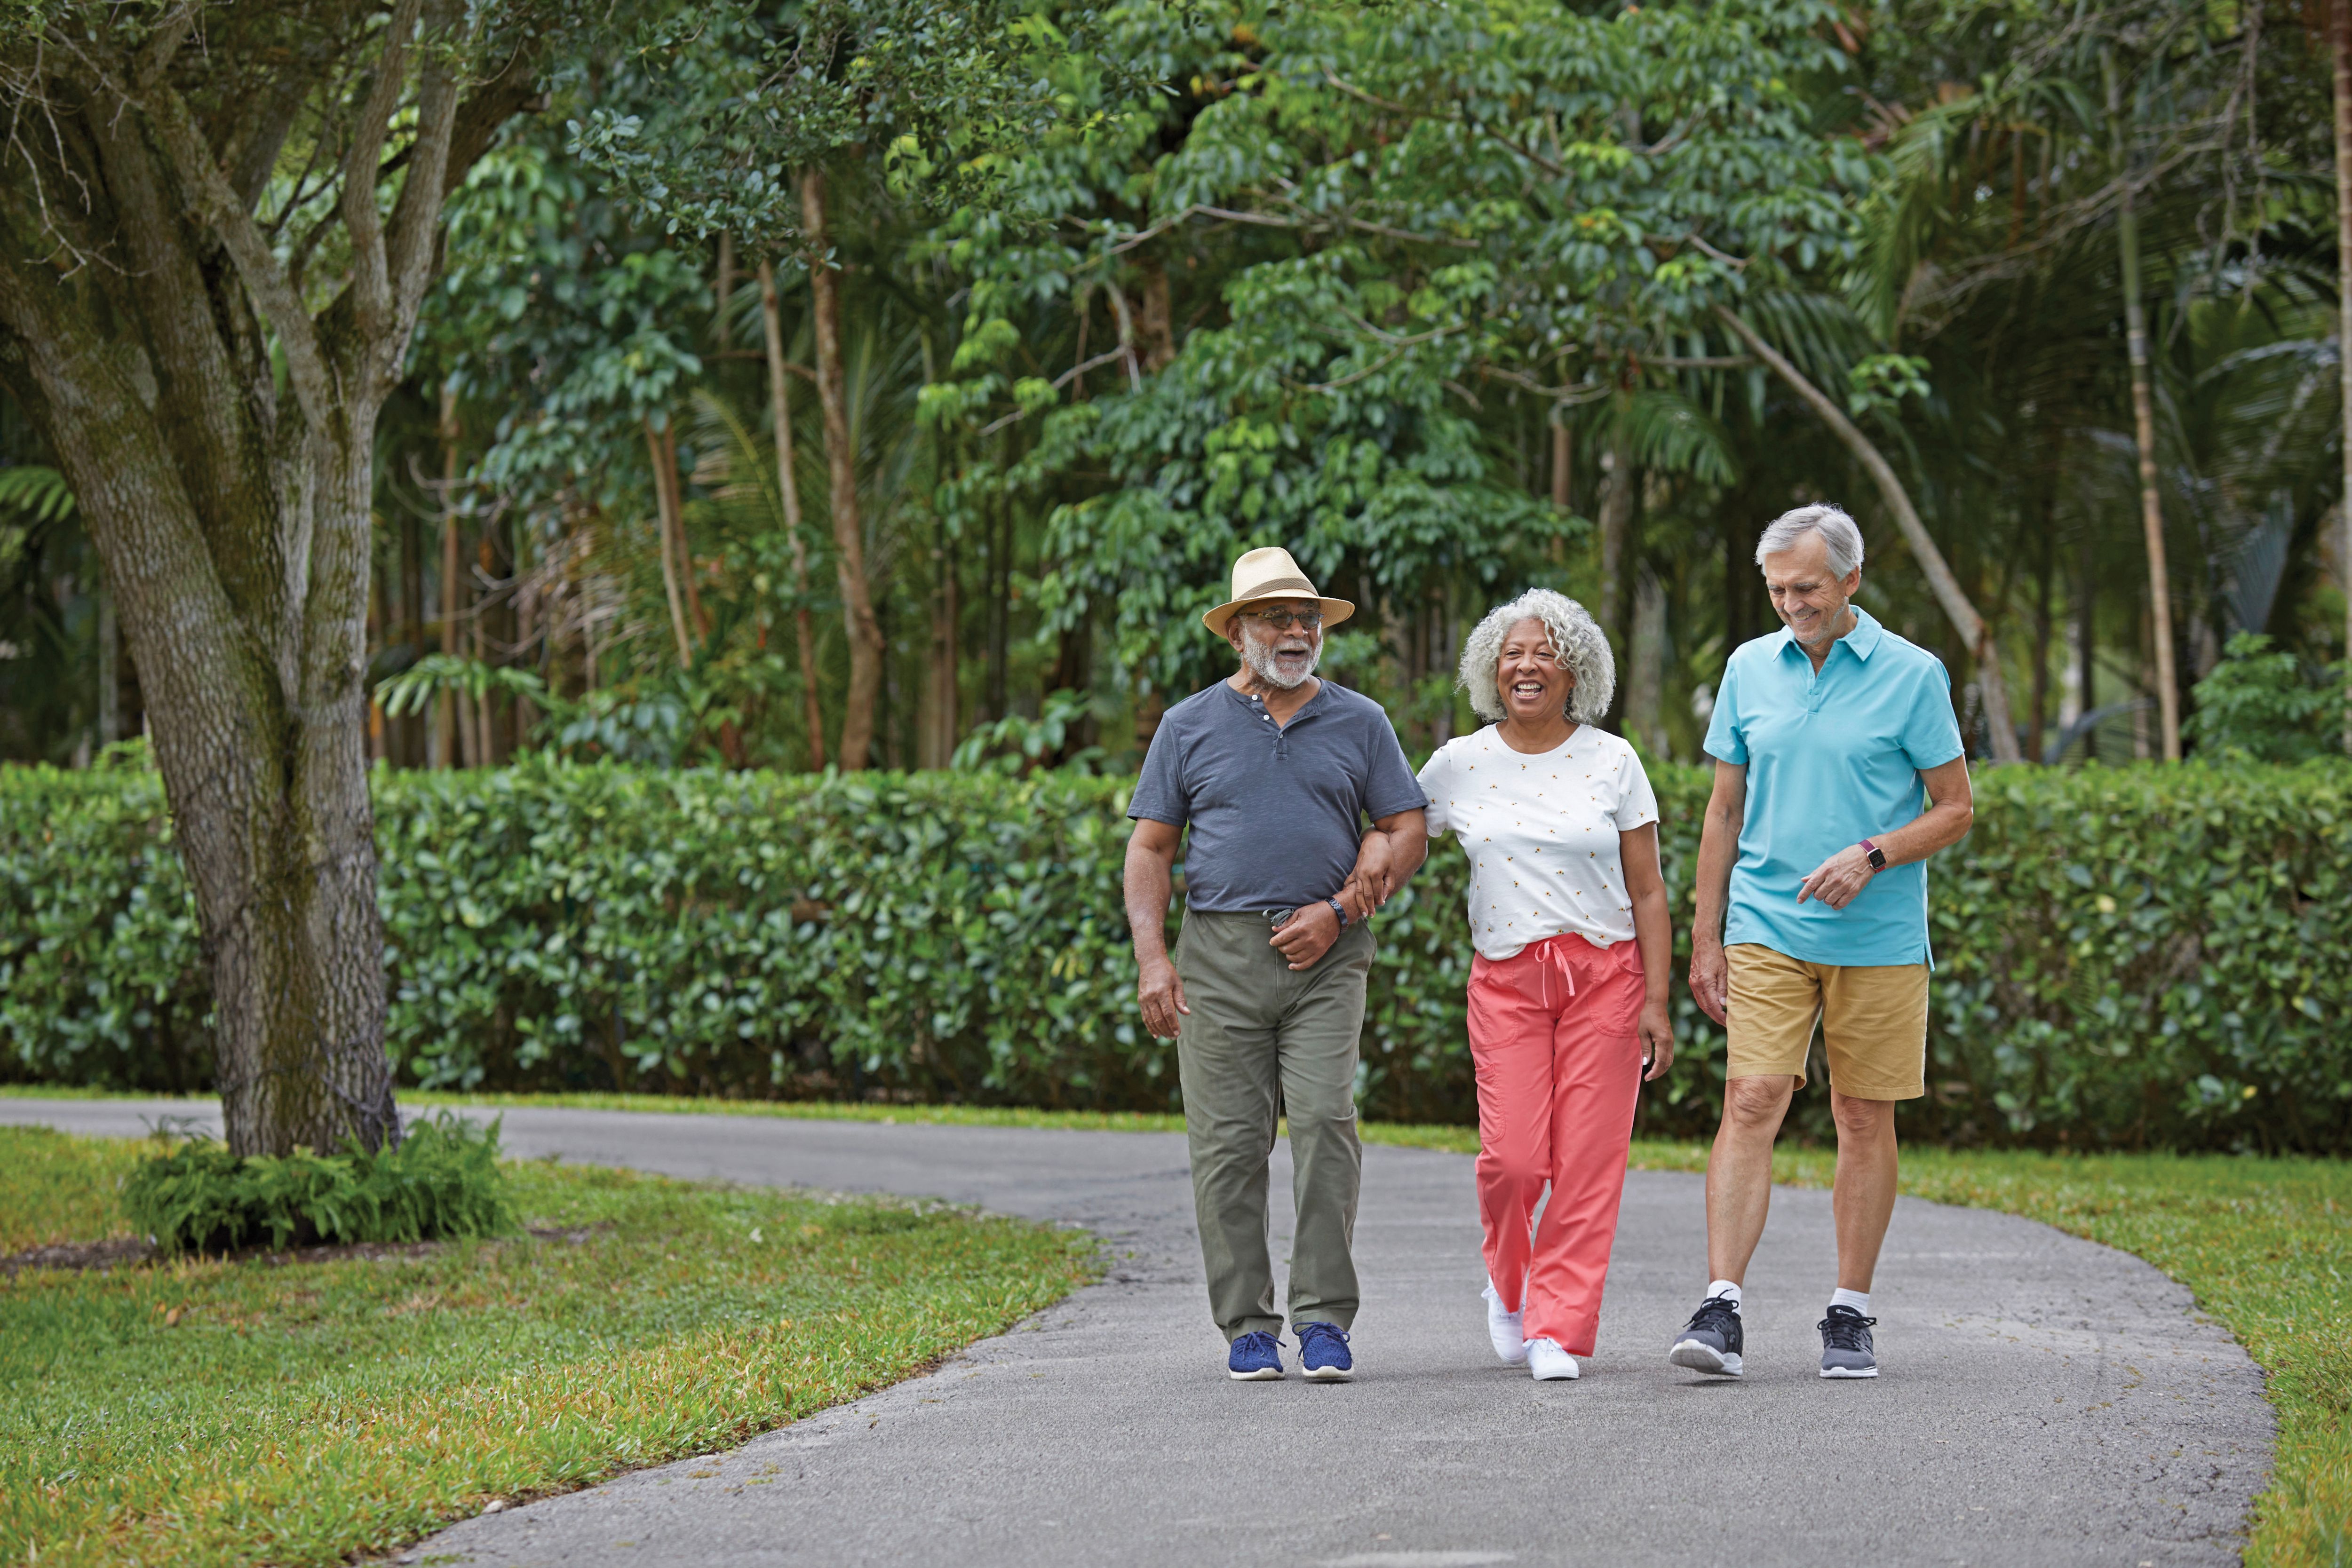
[1701,607,1965,968]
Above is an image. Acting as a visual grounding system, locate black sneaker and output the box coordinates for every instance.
[1818,1305,1878,1378]
[1668,1294,1744,1377]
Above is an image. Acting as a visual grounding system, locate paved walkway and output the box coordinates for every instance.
[5,1100,2273,1567]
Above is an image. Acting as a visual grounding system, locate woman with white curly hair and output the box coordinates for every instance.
[1415,588,1675,1382]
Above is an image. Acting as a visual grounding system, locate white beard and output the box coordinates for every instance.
[1241,627,1320,690]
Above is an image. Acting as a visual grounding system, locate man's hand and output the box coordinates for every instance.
[1796,844,1877,910]
[1689,936,1729,1027]
[1637,998,1675,1082]
[1137,953,1189,1039]
[1270,901,1341,971]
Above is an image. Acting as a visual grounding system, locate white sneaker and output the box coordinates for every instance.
[1526,1337,1581,1381]
[1483,1279,1528,1364]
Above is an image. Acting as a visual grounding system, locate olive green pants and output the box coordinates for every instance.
[1174,910,1373,1342]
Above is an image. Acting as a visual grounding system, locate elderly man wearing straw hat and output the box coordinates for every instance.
[1124,547,1429,1384]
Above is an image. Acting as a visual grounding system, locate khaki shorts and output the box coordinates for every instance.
[1725,944,1928,1101]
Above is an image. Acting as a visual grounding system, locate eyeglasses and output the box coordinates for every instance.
[1240,608,1324,631]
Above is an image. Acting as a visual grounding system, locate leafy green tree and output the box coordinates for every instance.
[0,0,551,1155]
[567,0,1119,768]
[937,0,1876,716]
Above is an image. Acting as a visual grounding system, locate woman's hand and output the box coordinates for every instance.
[1637,998,1674,1082]
[1348,832,1396,908]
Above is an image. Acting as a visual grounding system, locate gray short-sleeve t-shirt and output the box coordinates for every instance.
[1128,679,1426,913]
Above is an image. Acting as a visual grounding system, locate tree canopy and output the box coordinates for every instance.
[0,0,2342,894]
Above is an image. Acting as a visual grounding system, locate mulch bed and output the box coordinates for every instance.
[1,1225,607,1278]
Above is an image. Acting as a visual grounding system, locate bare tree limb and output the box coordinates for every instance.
[382,0,468,369]
[340,0,424,347]
[444,38,545,194]
[128,0,204,87]
[1717,304,2024,762]
[142,75,335,434]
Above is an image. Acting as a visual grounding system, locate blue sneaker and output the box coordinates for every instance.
[1227,1330,1284,1380]
[1296,1321,1353,1382]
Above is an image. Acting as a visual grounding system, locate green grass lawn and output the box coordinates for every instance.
[7,1089,2344,1567]
[0,1125,1096,1568]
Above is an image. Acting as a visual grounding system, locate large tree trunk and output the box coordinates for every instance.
[759,260,828,769]
[2106,48,2181,761]
[0,4,538,1156]
[1717,307,2026,763]
[798,169,886,771]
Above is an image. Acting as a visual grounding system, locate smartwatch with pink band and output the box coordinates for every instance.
[1859,838,1887,871]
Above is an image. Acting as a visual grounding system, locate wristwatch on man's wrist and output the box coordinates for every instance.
[1327,896,1349,929]
[1859,838,1887,872]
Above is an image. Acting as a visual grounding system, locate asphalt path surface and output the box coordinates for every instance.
[5,1099,2273,1568]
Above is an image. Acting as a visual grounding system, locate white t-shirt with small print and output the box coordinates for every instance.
[1416,724,1661,961]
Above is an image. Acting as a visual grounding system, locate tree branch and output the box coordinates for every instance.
[1478,363,1617,403]
[141,74,334,433]
[128,0,203,87]
[381,0,466,370]
[231,67,320,215]
[975,347,1134,436]
[445,42,546,186]
[340,0,423,348]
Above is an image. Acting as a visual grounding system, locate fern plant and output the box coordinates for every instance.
[122,1113,517,1254]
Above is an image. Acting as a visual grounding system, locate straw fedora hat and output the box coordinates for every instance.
[1201,547,1356,637]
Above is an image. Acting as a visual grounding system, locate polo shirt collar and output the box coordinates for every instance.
[1224,675,1329,719]
[1774,606,1883,665]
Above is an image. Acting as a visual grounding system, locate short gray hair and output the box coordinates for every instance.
[1755,504,1865,578]
[1458,589,1614,725]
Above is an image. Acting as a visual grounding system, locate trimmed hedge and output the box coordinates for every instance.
[3,751,2348,1150]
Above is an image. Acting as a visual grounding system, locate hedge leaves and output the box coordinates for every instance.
[3,752,2346,1151]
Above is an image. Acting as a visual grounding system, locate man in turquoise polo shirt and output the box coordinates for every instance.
[1668,504,1975,1382]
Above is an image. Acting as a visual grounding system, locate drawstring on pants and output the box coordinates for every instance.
[1526,932,1581,1012]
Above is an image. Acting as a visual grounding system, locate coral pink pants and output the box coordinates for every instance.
[1467,931,1645,1355]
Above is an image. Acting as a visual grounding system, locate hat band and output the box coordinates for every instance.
[1234,577,1318,600]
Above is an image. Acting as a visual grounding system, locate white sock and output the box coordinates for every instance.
[1829,1287,1870,1315]
[1706,1279,1743,1311]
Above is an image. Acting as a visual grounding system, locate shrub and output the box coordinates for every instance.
[4,748,2350,1152]
[121,1112,517,1252]
[2187,633,2347,763]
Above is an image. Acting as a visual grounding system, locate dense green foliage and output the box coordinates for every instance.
[4,752,2346,1150]
[120,1114,516,1254]
[2187,634,2349,763]
[2,1125,1096,1568]
[12,0,2328,779]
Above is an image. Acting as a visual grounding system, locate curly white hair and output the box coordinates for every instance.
[1458,588,1615,725]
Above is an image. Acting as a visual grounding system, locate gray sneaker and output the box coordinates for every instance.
[1668,1295,1744,1377]
[1819,1305,1878,1378]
